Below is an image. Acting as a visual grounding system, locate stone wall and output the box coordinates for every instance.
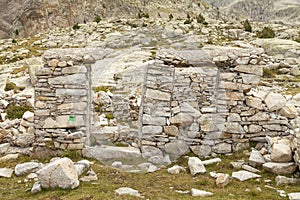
[139,48,300,159]
[34,47,300,160]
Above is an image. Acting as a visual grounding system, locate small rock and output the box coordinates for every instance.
[188,157,206,176]
[167,165,186,175]
[191,188,213,197]
[230,161,244,170]
[277,190,287,197]
[80,169,98,182]
[0,153,19,162]
[242,165,260,173]
[27,173,38,180]
[112,161,123,168]
[275,175,300,186]
[202,158,222,165]
[232,170,261,181]
[288,192,300,200]
[115,187,141,197]
[216,173,230,188]
[264,92,286,111]
[249,150,265,167]
[147,165,158,173]
[0,168,14,178]
[31,181,42,193]
[15,162,41,176]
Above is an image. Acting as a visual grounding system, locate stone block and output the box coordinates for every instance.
[234,65,263,76]
[145,89,171,101]
[142,126,163,135]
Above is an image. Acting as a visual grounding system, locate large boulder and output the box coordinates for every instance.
[36,157,79,189]
[270,143,293,163]
[248,150,265,167]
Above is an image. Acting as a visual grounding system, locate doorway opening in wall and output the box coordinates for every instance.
[89,57,146,148]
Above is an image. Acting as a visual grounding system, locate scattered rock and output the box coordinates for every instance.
[37,157,79,189]
[0,153,19,162]
[31,181,42,193]
[275,175,300,186]
[191,188,213,197]
[15,161,41,176]
[264,92,286,112]
[0,168,13,178]
[80,169,98,182]
[202,158,222,165]
[115,187,141,197]
[270,143,293,163]
[188,157,206,176]
[248,150,265,167]
[232,170,261,181]
[242,165,260,173]
[288,192,300,200]
[167,165,186,175]
[216,173,230,188]
[263,162,296,175]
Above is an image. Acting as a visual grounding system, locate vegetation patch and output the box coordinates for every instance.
[4,82,25,92]
[5,103,33,119]
[257,27,275,38]
[12,65,28,74]
[263,68,278,78]
[243,19,252,32]
[92,86,115,93]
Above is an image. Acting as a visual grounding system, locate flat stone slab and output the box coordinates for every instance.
[232,170,261,181]
[82,145,142,162]
[0,168,14,178]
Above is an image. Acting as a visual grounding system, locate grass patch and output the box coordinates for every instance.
[92,86,114,93]
[5,103,33,119]
[12,65,28,74]
[0,151,298,199]
[4,82,25,93]
[263,68,278,78]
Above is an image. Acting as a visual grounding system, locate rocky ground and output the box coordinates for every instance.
[0,4,300,199]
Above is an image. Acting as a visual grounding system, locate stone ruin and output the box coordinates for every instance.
[34,46,300,164]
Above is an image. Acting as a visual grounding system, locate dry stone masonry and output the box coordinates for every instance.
[33,47,300,165]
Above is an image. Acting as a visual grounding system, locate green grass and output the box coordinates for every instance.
[0,151,299,199]
[5,103,33,119]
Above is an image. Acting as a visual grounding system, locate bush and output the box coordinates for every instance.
[138,12,149,19]
[5,104,33,119]
[257,27,275,38]
[72,23,80,30]
[197,14,205,24]
[5,82,18,92]
[94,15,101,23]
[169,13,174,20]
[184,19,192,24]
[243,19,252,32]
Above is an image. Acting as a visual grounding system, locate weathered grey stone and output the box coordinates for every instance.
[141,146,163,159]
[202,158,222,166]
[279,105,298,119]
[234,65,263,76]
[31,181,42,193]
[242,165,260,173]
[227,113,241,122]
[0,168,13,178]
[74,160,90,176]
[275,175,300,186]
[56,88,87,96]
[191,188,213,197]
[188,157,206,175]
[22,111,34,122]
[0,154,19,162]
[212,143,232,154]
[37,157,79,189]
[271,143,293,163]
[15,162,41,176]
[225,122,245,134]
[263,162,296,175]
[169,113,194,126]
[288,192,300,200]
[216,173,230,188]
[143,114,166,125]
[145,89,171,101]
[62,65,87,74]
[246,96,263,110]
[232,170,261,181]
[115,187,141,197]
[190,145,212,157]
[167,165,186,174]
[165,140,189,160]
[83,146,141,161]
[163,125,179,136]
[248,125,262,133]
[15,133,35,147]
[0,143,10,154]
[247,112,270,121]
[49,74,86,85]
[241,74,260,84]
[249,150,265,167]
[265,92,286,112]
[142,126,163,135]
